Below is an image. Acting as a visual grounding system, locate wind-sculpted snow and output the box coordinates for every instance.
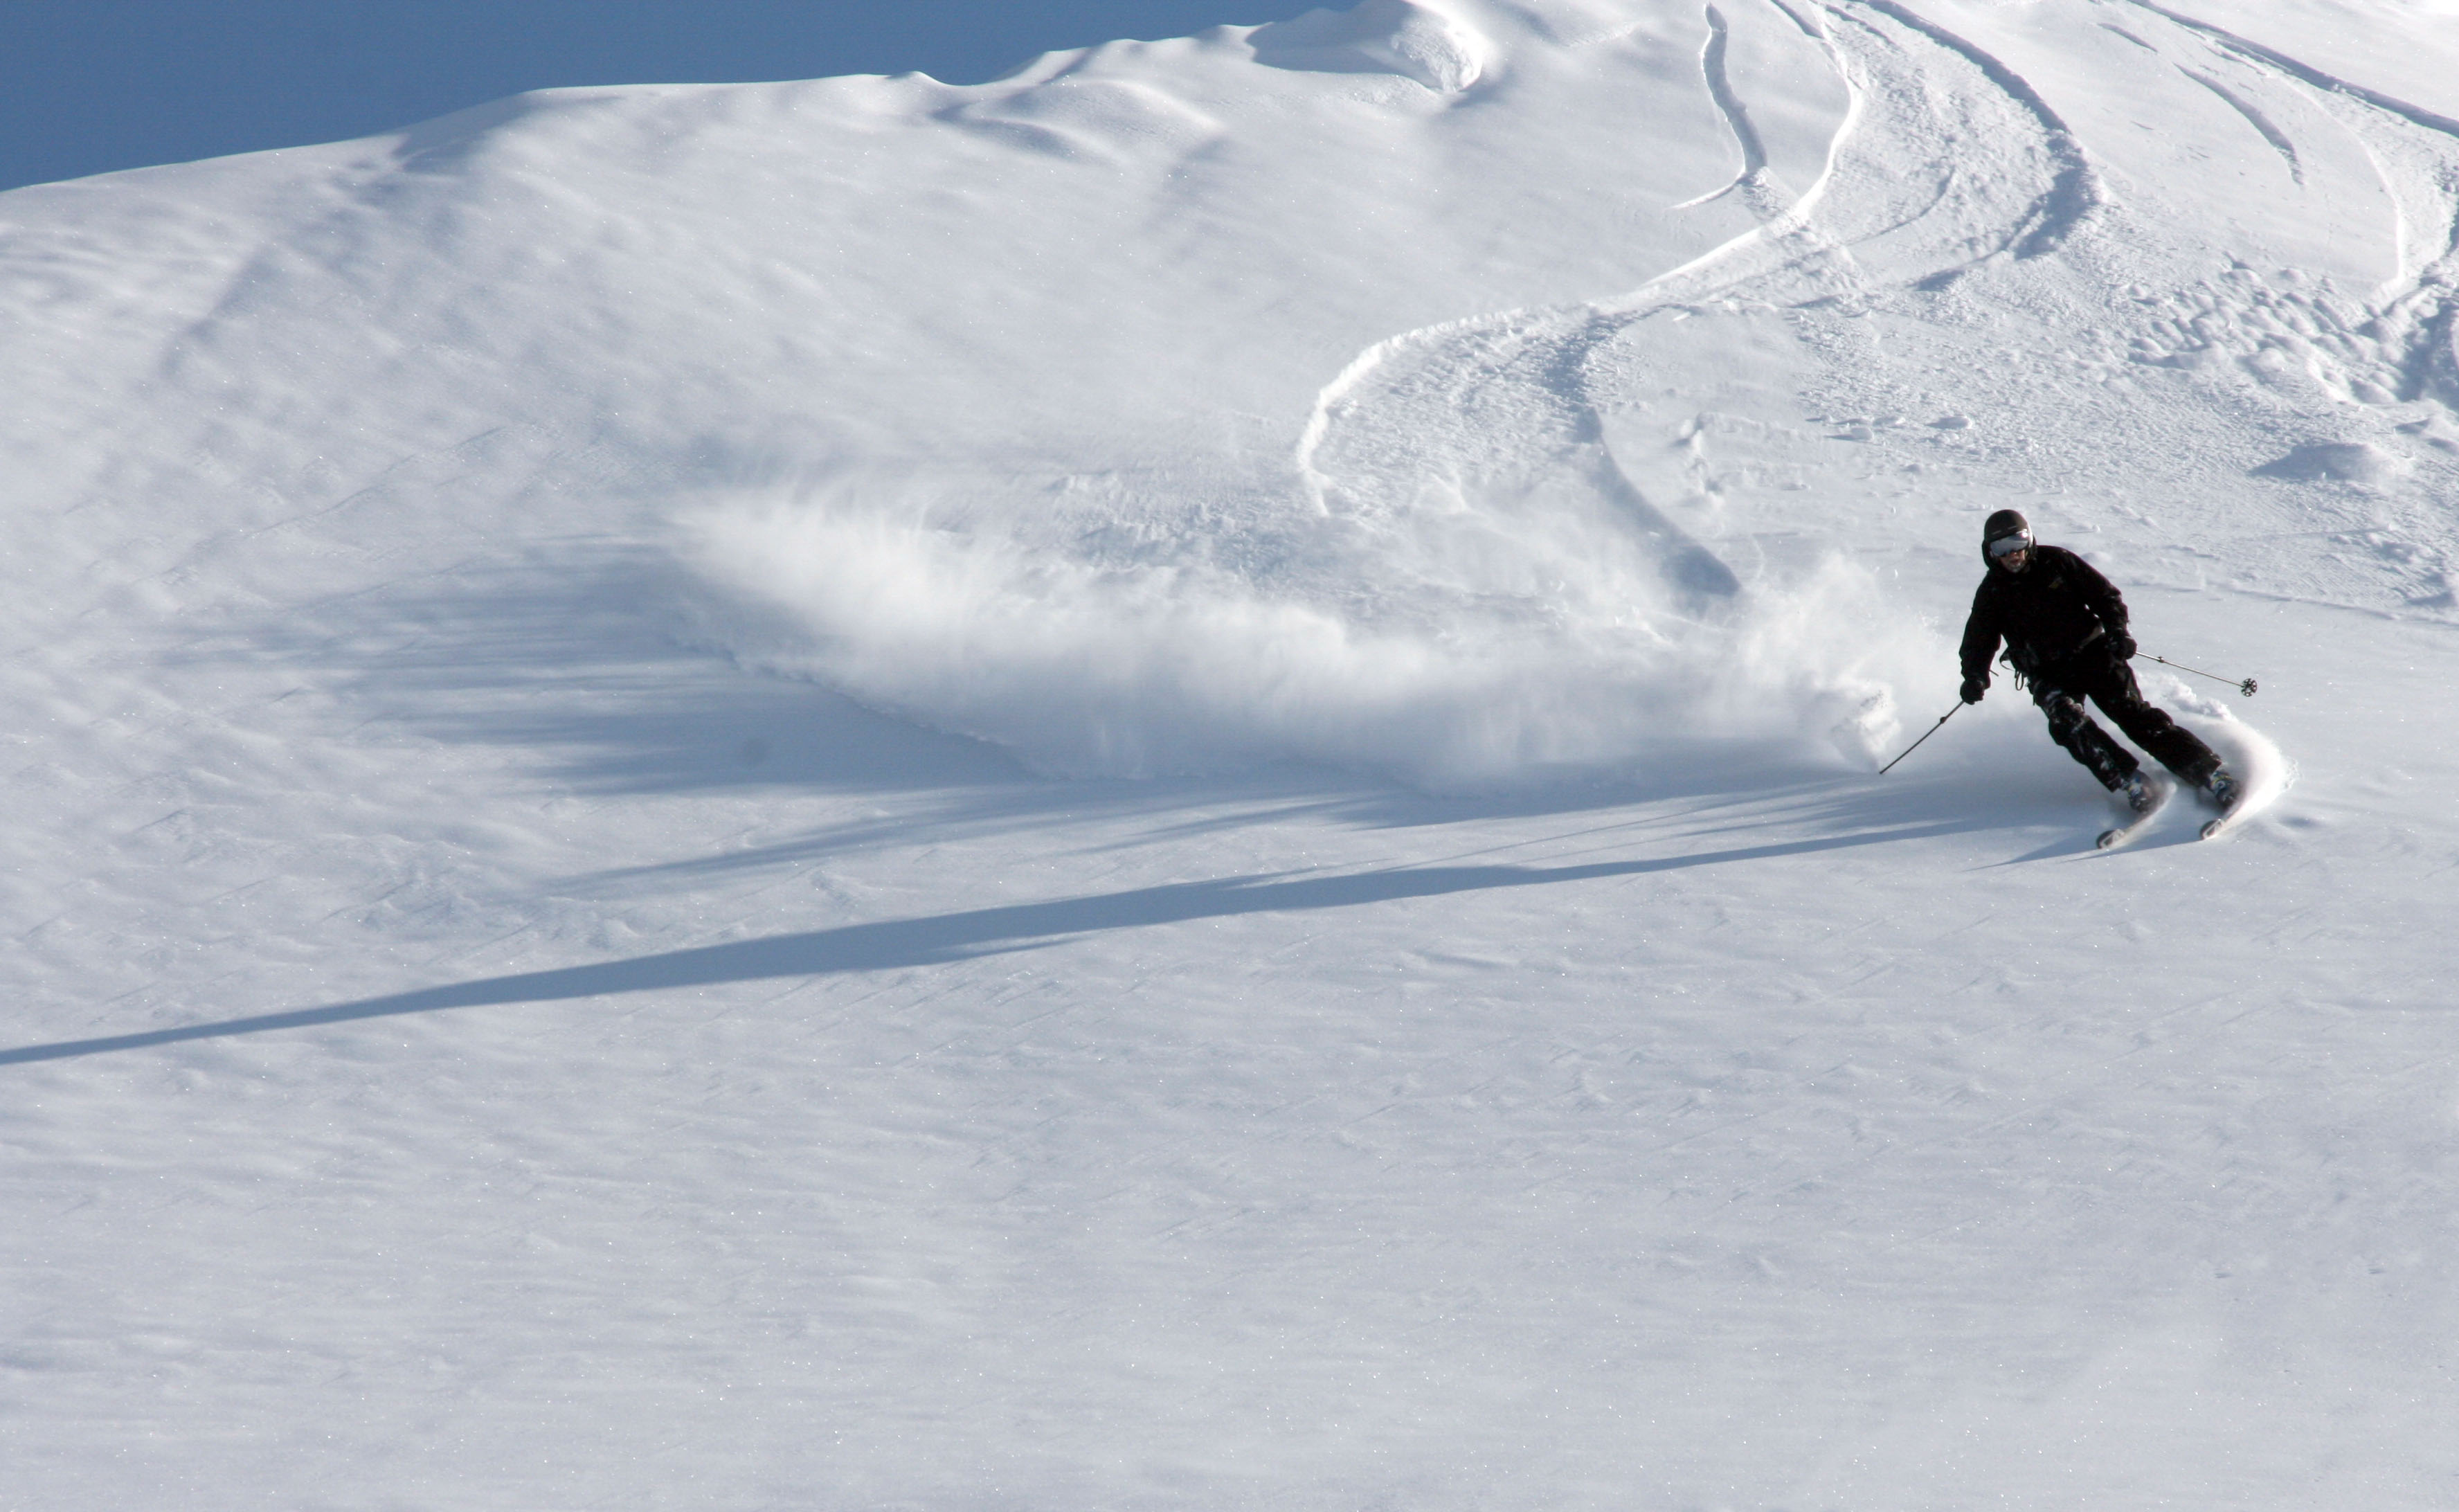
[946,78,1225,162]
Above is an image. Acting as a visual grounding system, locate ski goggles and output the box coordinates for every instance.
[1987,532,2033,558]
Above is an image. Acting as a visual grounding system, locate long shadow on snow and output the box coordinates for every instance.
[1,809,1996,1067]
[566,739,1873,895]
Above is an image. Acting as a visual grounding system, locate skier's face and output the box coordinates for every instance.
[1987,533,2033,573]
[1994,545,2030,573]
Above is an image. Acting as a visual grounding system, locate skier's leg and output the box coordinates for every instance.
[2034,683,2139,790]
[2084,659,2221,784]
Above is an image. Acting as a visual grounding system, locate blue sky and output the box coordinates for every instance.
[0,1,1327,192]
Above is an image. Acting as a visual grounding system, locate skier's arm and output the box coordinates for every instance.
[2066,550,2135,656]
[1957,582,2001,695]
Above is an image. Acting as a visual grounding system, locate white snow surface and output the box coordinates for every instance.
[5,1,2458,1506]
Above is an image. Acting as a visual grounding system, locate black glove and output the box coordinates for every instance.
[2108,630,2136,660]
[1960,676,1985,705]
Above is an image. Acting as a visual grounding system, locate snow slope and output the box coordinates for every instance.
[4,1,2456,1506]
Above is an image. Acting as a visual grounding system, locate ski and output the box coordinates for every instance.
[2096,777,2169,850]
[2095,813,2156,849]
[2199,795,2250,840]
[2196,771,2252,840]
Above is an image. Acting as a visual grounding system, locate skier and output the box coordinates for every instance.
[1959,510,2240,815]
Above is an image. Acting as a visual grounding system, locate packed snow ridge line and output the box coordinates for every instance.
[1251,0,1493,93]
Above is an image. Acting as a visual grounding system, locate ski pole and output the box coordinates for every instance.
[2138,653,2257,698]
[1878,702,1962,775]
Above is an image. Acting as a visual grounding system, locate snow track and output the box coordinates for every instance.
[2129,0,2459,138]
[2116,0,2459,397]
[1855,0,2103,261]
[2183,68,2305,185]
[1278,0,2124,771]
[1675,5,1774,209]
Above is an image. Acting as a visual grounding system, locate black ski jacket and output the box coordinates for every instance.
[1959,543,2129,685]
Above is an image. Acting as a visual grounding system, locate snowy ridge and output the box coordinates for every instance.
[1252,0,1494,93]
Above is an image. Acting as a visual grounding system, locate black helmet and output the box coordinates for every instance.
[1982,508,2032,566]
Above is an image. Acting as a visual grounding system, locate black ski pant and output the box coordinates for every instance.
[2028,651,2219,791]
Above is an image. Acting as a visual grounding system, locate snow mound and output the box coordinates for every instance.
[2252,440,2410,485]
[681,476,1927,788]
[1251,0,1494,94]
[1523,0,1645,48]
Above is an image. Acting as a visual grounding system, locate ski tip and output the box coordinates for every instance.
[2200,816,2226,840]
[2096,828,2123,849]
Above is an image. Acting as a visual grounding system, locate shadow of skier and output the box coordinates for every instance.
[3,815,1992,1067]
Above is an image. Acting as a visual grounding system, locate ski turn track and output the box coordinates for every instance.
[1294,0,2108,633]
[1297,0,2459,791]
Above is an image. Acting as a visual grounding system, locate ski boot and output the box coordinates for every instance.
[2118,771,2158,814]
[2201,766,2242,810]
